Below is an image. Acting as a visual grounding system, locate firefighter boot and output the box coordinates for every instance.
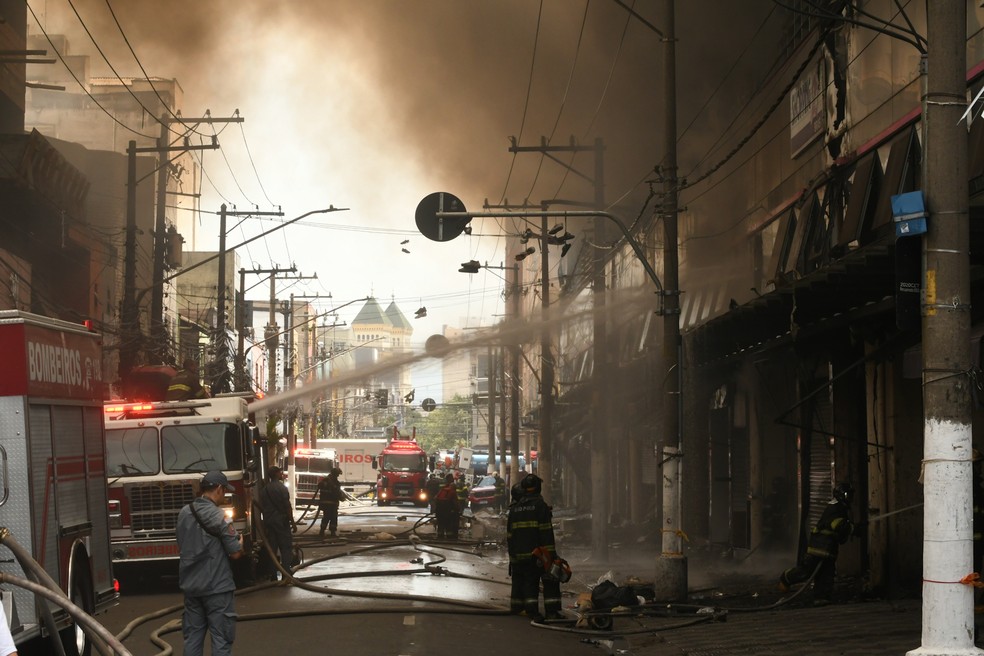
[319,528,325,539]
[330,530,337,537]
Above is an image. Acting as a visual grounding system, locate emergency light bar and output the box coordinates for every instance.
[386,441,421,450]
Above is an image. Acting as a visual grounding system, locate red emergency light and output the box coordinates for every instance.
[387,440,421,450]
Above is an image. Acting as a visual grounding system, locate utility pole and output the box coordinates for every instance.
[913,3,974,654]
[261,267,299,395]
[655,0,686,602]
[213,205,284,394]
[150,114,241,366]
[488,345,497,465]
[539,209,555,504]
[506,137,606,538]
[122,136,217,383]
[509,263,522,484]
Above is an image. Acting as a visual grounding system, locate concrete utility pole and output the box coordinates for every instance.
[911,2,975,654]
[122,137,216,382]
[653,0,685,602]
[214,205,284,394]
[150,114,241,366]
[488,345,497,464]
[539,213,555,505]
[509,263,522,484]
[504,138,606,518]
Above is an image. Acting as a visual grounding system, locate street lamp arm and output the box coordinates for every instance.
[436,209,663,292]
[161,206,348,286]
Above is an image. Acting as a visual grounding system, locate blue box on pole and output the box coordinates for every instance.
[891,190,927,238]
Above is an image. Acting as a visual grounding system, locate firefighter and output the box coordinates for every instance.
[779,482,858,604]
[434,473,460,539]
[492,471,506,511]
[507,473,562,622]
[317,467,344,538]
[166,358,209,401]
[455,475,469,511]
[426,473,442,514]
[259,467,296,579]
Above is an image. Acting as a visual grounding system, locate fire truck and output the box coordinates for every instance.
[0,311,116,655]
[373,428,431,507]
[103,394,264,577]
[292,447,337,506]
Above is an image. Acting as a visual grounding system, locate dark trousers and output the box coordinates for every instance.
[781,553,836,600]
[436,508,459,538]
[319,502,339,535]
[264,519,294,572]
[510,558,561,618]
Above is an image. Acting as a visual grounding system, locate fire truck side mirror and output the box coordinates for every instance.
[429,456,436,470]
[371,456,378,470]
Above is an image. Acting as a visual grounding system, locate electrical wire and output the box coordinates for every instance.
[25,1,155,139]
[63,0,193,140]
[101,0,210,137]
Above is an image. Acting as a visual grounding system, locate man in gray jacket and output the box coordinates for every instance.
[176,471,243,656]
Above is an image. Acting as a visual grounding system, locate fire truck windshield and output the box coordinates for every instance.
[296,455,334,473]
[105,427,160,476]
[380,453,426,472]
[162,423,243,473]
[107,423,242,475]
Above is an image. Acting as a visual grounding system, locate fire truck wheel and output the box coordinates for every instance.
[61,559,94,656]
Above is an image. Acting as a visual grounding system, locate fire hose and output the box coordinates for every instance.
[0,529,127,655]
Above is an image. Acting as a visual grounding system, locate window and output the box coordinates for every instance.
[161,423,243,473]
[105,427,160,476]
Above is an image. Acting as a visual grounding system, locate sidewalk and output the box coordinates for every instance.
[556,544,930,656]
[621,597,923,656]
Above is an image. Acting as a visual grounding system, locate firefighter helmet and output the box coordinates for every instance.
[522,474,543,495]
[833,482,854,505]
[511,483,524,503]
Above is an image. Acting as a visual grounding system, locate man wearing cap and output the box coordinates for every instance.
[176,471,243,656]
[260,466,296,577]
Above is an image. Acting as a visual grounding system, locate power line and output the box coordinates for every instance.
[25,1,155,139]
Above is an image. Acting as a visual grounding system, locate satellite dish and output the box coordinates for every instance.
[415,192,470,242]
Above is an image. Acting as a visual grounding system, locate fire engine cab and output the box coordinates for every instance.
[0,311,116,655]
[373,428,430,507]
[103,394,264,574]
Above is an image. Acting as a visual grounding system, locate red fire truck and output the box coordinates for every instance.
[103,394,264,577]
[373,428,431,507]
[0,311,117,655]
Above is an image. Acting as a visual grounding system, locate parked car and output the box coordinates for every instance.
[467,475,500,510]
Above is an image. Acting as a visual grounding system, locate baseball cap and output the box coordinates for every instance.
[201,470,234,491]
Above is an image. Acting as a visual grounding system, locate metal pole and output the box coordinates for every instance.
[914,2,974,653]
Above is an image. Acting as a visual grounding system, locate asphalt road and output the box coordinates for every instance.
[96,502,615,656]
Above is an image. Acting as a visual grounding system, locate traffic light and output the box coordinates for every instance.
[459,260,481,274]
[376,389,388,407]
